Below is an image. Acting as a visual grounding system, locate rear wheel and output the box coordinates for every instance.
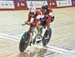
[42,28,52,46]
[19,31,30,52]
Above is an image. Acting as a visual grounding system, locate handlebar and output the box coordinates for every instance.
[21,22,31,26]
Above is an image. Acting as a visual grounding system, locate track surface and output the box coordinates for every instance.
[0,7,75,57]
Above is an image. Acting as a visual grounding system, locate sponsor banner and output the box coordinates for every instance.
[26,1,48,8]
[67,0,72,6]
[48,0,57,8]
[56,0,72,7]
[0,0,15,9]
[72,0,75,6]
[14,0,27,9]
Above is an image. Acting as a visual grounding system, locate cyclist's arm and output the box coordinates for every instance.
[32,15,41,26]
[27,14,31,22]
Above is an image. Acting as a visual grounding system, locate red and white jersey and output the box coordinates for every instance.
[27,9,42,22]
[41,8,54,17]
[40,7,54,26]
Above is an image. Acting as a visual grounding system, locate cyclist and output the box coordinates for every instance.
[25,5,54,34]
[25,7,42,33]
[24,7,46,44]
[40,4,55,30]
[34,4,55,36]
[24,5,54,41]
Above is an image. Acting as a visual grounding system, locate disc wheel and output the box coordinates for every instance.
[42,28,52,46]
[19,31,30,52]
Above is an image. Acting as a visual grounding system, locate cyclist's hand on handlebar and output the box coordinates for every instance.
[21,23,26,26]
[25,21,31,25]
[21,21,27,26]
[25,21,28,24]
[21,21,31,26]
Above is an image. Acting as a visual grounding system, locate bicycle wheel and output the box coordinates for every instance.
[19,31,30,52]
[42,28,52,46]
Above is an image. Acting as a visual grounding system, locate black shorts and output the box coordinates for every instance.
[40,17,46,26]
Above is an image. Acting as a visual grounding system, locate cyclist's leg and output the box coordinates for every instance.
[29,22,34,43]
[29,19,40,40]
[45,16,51,31]
[29,19,39,32]
[29,19,41,45]
[36,21,43,34]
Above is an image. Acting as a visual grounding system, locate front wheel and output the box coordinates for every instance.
[19,31,30,52]
[42,28,52,46]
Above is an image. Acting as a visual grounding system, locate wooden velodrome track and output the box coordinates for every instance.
[0,7,75,57]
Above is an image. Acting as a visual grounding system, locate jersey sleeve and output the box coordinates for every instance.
[35,10,42,20]
[48,8,54,17]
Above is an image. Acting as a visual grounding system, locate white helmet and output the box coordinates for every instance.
[30,7,36,14]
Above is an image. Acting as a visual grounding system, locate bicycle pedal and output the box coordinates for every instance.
[36,40,41,43]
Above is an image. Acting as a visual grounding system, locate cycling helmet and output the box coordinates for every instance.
[42,5,48,13]
[42,5,48,9]
[30,7,36,15]
[42,2,48,9]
